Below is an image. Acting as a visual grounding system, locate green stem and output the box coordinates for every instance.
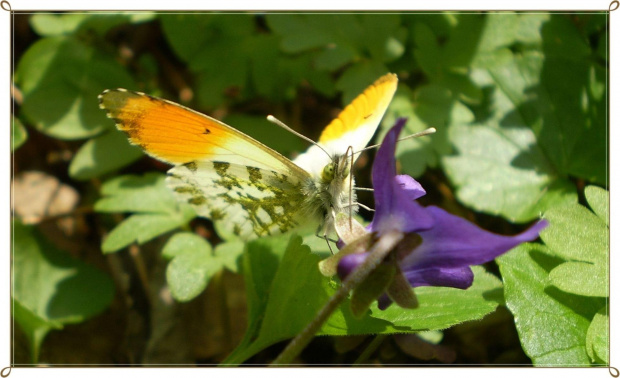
[270,231,403,366]
[353,334,388,365]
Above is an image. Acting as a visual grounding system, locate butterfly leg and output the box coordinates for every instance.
[344,202,375,212]
[314,224,339,254]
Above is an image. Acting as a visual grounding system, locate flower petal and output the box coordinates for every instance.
[395,175,426,201]
[402,206,549,271]
[370,119,433,234]
[337,252,368,279]
[403,266,474,289]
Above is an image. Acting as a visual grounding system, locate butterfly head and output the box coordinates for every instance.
[320,153,351,184]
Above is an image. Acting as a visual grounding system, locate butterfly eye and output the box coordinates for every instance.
[321,163,336,182]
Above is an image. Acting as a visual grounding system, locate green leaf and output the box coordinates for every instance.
[162,232,212,260]
[162,232,223,302]
[474,13,548,59]
[30,12,155,36]
[584,185,608,226]
[358,14,406,63]
[267,14,403,74]
[497,243,604,366]
[440,14,485,69]
[315,45,357,71]
[540,203,606,263]
[540,203,608,297]
[213,240,245,274]
[160,14,254,108]
[30,14,90,36]
[15,36,135,139]
[223,234,291,364]
[101,213,190,253]
[267,14,362,56]
[95,173,179,214]
[68,130,144,180]
[413,22,442,79]
[161,14,251,65]
[547,262,607,298]
[212,221,249,273]
[473,15,606,185]
[246,34,315,102]
[443,122,577,222]
[224,233,504,365]
[585,306,609,364]
[363,266,503,333]
[96,173,196,253]
[474,13,522,53]
[12,300,60,364]
[12,117,28,151]
[213,220,242,243]
[13,221,115,362]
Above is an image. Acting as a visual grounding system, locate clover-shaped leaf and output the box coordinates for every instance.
[497,243,605,366]
[540,186,608,298]
[95,173,195,253]
[162,232,223,302]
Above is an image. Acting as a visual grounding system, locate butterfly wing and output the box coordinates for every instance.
[99,89,308,176]
[167,161,311,240]
[99,89,313,240]
[293,73,398,175]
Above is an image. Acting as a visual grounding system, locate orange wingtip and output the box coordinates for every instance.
[99,89,231,165]
[318,73,398,143]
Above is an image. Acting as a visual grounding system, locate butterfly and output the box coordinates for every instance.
[99,73,398,241]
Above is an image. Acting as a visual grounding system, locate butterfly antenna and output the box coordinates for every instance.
[266,115,332,160]
[354,127,437,156]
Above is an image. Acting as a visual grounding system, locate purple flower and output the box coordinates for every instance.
[336,118,548,310]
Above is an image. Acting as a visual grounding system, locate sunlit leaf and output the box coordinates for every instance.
[443,123,577,222]
[224,234,504,365]
[497,243,605,366]
[540,202,608,298]
[585,307,609,364]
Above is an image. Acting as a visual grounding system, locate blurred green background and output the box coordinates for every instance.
[11,12,608,366]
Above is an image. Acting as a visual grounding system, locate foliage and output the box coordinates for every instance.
[224,235,503,365]
[12,221,115,363]
[497,186,609,366]
[12,11,608,366]
[94,173,196,253]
